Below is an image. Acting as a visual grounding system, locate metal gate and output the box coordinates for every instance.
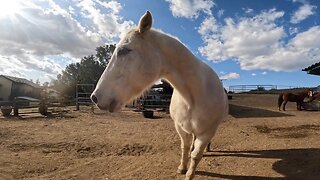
[76,84,94,111]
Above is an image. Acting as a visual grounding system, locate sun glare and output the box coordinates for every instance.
[0,0,22,18]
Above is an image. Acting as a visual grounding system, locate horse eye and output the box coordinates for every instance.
[118,47,132,56]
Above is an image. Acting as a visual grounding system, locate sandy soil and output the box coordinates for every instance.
[0,94,320,180]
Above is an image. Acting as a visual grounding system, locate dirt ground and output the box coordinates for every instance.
[1,94,320,180]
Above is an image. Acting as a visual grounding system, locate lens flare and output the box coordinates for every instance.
[0,0,22,18]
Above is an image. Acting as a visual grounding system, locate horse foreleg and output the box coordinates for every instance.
[206,142,211,152]
[192,135,211,152]
[278,95,284,111]
[192,136,210,152]
[175,123,193,174]
[185,136,210,180]
[297,102,302,110]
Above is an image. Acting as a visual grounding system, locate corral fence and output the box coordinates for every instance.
[0,97,69,117]
[76,84,94,111]
[140,94,172,111]
[133,94,172,118]
[228,85,313,94]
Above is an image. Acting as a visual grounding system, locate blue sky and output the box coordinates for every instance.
[0,0,319,89]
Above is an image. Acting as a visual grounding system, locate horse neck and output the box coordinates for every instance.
[152,31,204,106]
[301,91,308,96]
[298,91,309,98]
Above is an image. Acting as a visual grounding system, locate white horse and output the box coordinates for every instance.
[91,11,228,180]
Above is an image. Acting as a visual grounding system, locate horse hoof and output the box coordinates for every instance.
[185,172,195,180]
[177,168,187,174]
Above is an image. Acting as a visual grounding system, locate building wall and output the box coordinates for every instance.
[11,83,41,99]
[0,77,13,101]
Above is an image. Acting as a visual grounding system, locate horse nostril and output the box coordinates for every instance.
[91,94,98,104]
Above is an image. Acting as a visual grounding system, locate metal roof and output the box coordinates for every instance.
[0,75,41,88]
[302,62,320,76]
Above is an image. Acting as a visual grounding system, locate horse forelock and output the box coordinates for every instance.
[118,29,136,45]
[307,89,313,97]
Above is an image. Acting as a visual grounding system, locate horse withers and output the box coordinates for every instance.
[91,11,228,180]
[278,89,313,111]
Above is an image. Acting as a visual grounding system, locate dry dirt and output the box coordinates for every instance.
[1,94,320,180]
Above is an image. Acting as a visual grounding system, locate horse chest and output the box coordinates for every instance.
[173,113,193,134]
[170,93,194,133]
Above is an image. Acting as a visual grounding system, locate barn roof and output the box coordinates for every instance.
[302,62,320,76]
[0,75,41,88]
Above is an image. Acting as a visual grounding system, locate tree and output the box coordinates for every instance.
[35,79,40,85]
[42,82,49,87]
[51,44,115,98]
[96,44,116,67]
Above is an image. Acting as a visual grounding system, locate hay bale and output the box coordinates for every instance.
[302,101,320,111]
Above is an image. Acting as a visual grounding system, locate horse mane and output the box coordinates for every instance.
[150,29,197,59]
[121,27,193,60]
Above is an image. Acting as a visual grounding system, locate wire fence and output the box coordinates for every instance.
[228,85,313,94]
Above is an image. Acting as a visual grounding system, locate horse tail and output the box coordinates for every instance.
[278,93,284,110]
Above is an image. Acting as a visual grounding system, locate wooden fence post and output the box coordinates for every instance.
[13,100,19,116]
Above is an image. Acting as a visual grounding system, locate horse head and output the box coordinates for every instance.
[91,11,162,112]
[307,89,313,98]
[306,89,316,102]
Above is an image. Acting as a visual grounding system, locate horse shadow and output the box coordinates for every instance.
[229,104,293,118]
[199,148,320,179]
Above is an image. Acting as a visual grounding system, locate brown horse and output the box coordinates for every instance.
[278,89,313,111]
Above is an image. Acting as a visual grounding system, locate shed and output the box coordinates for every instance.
[302,62,320,110]
[302,62,320,76]
[0,75,42,101]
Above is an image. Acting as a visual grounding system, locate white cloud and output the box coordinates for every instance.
[198,8,320,72]
[0,0,133,82]
[290,26,320,48]
[69,6,75,14]
[290,4,317,24]
[243,8,254,14]
[251,73,256,76]
[198,16,219,36]
[292,0,308,3]
[220,72,240,80]
[0,56,26,78]
[166,0,214,18]
[289,27,299,35]
[261,71,267,75]
[77,0,133,41]
[199,9,285,61]
[217,9,224,18]
[0,1,98,58]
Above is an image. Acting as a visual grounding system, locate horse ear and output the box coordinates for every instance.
[138,11,152,33]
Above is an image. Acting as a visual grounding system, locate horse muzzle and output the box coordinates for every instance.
[90,94,121,113]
